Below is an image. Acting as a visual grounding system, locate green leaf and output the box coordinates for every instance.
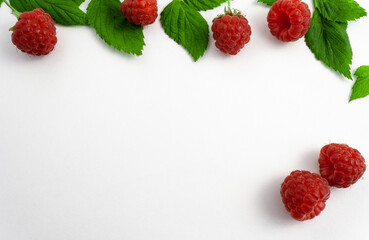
[72,0,85,6]
[314,0,367,22]
[161,0,209,61]
[0,0,4,7]
[183,0,227,11]
[9,0,87,26]
[257,0,277,6]
[87,0,145,56]
[305,11,353,79]
[350,66,369,102]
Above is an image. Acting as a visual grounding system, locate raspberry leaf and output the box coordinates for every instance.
[183,0,227,11]
[72,0,85,6]
[314,0,367,22]
[350,66,369,102]
[0,0,3,7]
[87,0,145,56]
[9,0,87,26]
[161,0,209,61]
[257,0,277,6]
[305,11,353,79]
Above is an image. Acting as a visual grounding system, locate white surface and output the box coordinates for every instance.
[1,1,369,239]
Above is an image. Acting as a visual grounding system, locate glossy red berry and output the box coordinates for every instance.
[281,170,330,221]
[267,0,311,42]
[120,0,158,26]
[319,143,366,188]
[11,8,57,56]
[211,13,251,55]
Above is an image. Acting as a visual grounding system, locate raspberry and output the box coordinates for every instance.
[281,170,330,221]
[120,0,158,26]
[11,8,57,56]
[267,0,311,42]
[211,13,251,55]
[319,143,366,188]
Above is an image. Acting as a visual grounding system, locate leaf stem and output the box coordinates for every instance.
[228,0,231,10]
[3,0,21,19]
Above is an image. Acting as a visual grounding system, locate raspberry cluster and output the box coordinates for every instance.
[5,0,313,58]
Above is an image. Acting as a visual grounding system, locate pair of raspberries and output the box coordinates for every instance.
[10,0,310,56]
[213,0,311,55]
[281,143,366,221]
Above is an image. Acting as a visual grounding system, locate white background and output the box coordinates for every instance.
[1,0,369,239]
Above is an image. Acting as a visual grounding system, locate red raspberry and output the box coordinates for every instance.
[267,0,311,42]
[120,0,158,26]
[211,13,251,55]
[11,8,57,56]
[319,143,366,188]
[281,170,330,221]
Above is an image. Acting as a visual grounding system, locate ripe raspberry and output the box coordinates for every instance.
[281,170,330,221]
[11,8,57,56]
[120,0,158,26]
[319,143,366,188]
[211,12,251,55]
[267,0,311,42]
